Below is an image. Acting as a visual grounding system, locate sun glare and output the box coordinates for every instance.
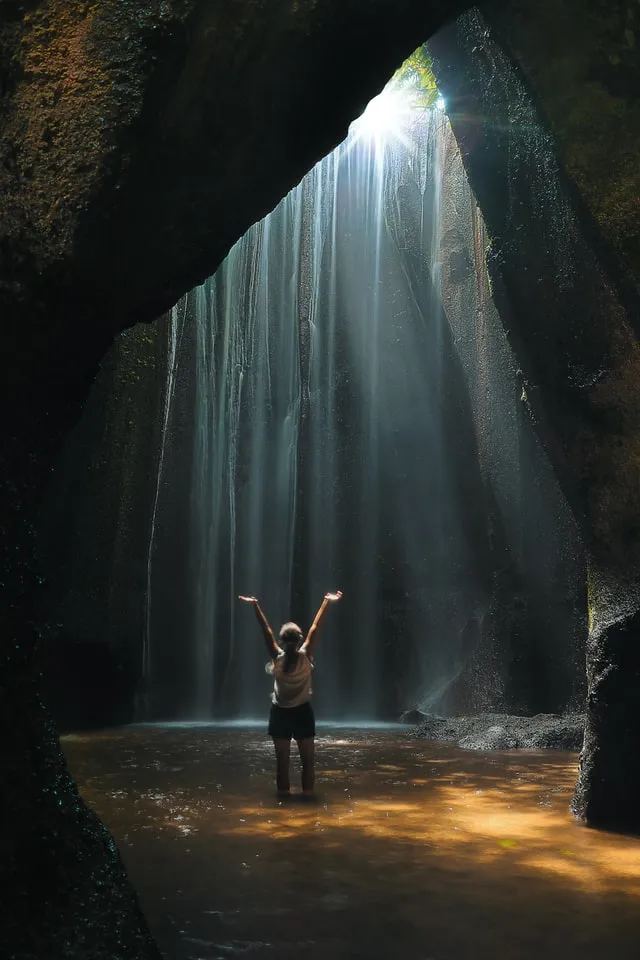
[347,46,442,153]
[349,85,421,151]
[352,88,407,137]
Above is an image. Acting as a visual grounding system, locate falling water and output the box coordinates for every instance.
[135,69,584,722]
[140,90,491,722]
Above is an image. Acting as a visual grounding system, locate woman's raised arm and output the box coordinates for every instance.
[301,590,342,659]
[238,596,281,659]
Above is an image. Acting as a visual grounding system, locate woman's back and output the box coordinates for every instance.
[267,650,313,708]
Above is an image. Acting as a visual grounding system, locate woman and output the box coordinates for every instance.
[238,591,342,797]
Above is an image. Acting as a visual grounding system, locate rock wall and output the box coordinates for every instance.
[481,0,640,828]
[434,122,586,715]
[37,317,171,729]
[488,0,640,306]
[429,3,640,832]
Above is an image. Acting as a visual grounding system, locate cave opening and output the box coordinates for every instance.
[40,45,586,733]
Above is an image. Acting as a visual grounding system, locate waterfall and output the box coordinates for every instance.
[139,83,583,721]
[140,94,484,722]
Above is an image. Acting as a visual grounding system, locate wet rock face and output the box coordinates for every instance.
[486,0,640,306]
[429,7,640,830]
[411,712,585,751]
[572,576,640,831]
[1,681,162,960]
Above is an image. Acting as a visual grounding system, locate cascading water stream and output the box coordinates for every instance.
[139,75,583,721]
[156,93,485,721]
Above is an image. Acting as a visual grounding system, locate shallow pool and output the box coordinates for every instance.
[62,725,640,960]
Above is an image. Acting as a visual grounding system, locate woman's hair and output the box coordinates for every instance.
[279,622,304,673]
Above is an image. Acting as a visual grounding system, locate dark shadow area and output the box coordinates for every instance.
[39,637,139,732]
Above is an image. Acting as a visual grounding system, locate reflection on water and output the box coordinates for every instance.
[62,726,640,960]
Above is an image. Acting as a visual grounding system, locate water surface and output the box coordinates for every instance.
[62,726,640,960]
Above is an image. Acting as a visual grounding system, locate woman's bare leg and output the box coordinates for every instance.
[296,738,315,794]
[273,738,291,794]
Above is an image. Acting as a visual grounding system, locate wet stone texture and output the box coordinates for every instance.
[429,6,640,833]
[411,712,585,751]
[1,687,161,960]
[62,726,640,960]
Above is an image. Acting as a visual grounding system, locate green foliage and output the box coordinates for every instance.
[391,46,439,108]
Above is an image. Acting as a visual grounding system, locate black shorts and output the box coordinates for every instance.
[268,701,315,741]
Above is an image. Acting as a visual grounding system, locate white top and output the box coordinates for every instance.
[266,650,313,707]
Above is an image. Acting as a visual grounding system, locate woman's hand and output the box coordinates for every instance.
[324,590,343,602]
[238,595,259,604]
